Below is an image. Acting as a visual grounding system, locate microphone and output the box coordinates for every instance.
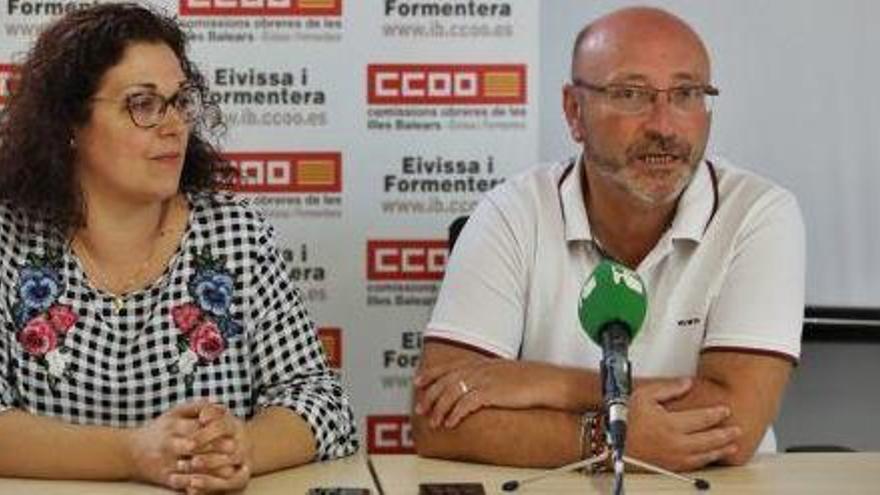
[577,260,647,465]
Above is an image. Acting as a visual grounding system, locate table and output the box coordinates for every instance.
[0,450,376,494]
[370,453,880,494]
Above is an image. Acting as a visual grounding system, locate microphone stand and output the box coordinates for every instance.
[500,448,711,493]
[611,445,625,495]
[500,451,609,492]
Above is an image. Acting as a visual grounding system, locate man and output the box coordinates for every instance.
[412,7,804,472]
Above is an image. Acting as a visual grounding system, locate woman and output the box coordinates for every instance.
[0,3,357,493]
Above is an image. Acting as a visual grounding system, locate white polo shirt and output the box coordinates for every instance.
[426,156,805,451]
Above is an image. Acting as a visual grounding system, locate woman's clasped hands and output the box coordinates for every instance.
[127,400,254,494]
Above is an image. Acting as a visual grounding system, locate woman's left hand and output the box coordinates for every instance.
[178,404,254,494]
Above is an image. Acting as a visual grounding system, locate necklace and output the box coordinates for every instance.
[73,196,184,313]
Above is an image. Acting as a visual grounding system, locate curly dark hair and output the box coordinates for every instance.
[0,2,234,236]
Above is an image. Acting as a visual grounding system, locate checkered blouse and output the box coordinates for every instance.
[0,192,358,460]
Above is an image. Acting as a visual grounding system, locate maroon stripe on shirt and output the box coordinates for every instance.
[423,335,502,358]
[701,346,799,366]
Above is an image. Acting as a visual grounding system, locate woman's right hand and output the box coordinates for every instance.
[125,401,208,490]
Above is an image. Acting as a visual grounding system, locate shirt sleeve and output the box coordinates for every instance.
[246,218,358,461]
[0,295,16,414]
[703,189,806,361]
[427,193,528,358]
[0,209,19,414]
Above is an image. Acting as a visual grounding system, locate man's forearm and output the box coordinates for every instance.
[662,376,730,414]
[662,377,750,464]
[0,409,132,479]
[677,351,792,466]
[413,407,583,468]
[540,363,603,412]
[412,341,625,467]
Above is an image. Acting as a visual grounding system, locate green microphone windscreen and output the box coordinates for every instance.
[578,259,648,343]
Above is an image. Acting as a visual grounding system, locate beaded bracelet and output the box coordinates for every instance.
[590,412,610,471]
[578,411,594,461]
[578,411,610,473]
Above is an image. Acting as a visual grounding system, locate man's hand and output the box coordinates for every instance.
[181,404,254,494]
[414,356,564,429]
[627,378,742,472]
[125,401,205,491]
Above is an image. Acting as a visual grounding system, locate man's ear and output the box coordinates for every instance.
[562,85,585,143]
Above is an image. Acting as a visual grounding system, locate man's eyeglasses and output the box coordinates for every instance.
[570,78,719,115]
[92,84,204,129]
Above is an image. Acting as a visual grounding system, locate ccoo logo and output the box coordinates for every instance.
[367,64,526,105]
[366,240,448,281]
[224,152,342,193]
[367,415,414,454]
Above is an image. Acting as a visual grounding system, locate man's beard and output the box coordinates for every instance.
[585,132,704,206]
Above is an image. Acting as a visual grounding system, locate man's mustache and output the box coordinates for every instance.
[627,134,692,161]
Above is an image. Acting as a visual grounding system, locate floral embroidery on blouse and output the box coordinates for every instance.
[170,247,243,386]
[11,250,77,388]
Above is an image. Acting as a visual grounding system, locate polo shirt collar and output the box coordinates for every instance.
[669,159,716,243]
[559,154,593,242]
